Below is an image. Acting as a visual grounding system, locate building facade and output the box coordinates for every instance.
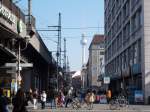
[0,0,57,96]
[88,35,104,89]
[104,0,150,104]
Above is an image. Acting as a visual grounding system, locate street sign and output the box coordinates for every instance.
[104,77,110,84]
[6,70,16,74]
[5,63,33,67]
[6,67,16,74]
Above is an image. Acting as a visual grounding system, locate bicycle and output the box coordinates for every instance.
[109,95,129,110]
[71,97,81,109]
[71,97,94,110]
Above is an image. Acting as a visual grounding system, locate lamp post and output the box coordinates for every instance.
[15,36,30,91]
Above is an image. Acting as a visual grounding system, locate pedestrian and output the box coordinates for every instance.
[58,90,65,107]
[80,90,85,103]
[33,89,38,109]
[26,89,33,105]
[12,88,28,112]
[49,90,57,109]
[0,88,9,112]
[106,90,112,103]
[65,87,73,108]
[40,91,47,109]
[61,91,65,107]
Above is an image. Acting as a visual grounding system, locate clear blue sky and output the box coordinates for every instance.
[17,0,104,71]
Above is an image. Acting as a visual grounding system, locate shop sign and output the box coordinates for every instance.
[0,5,16,24]
[17,20,23,33]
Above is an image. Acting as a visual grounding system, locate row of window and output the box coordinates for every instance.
[105,0,140,28]
[105,0,140,36]
[105,39,141,75]
[105,7,142,61]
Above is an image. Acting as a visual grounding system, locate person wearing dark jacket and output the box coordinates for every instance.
[12,88,28,112]
[0,88,9,112]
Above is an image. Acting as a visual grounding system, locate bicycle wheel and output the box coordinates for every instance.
[86,102,93,110]
[109,100,118,110]
[89,102,93,110]
[71,102,78,110]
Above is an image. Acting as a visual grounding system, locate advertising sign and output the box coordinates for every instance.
[134,90,144,103]
[99,95,107,104]
[0,5,16,24]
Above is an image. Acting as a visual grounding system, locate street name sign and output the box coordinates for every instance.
[104,77,110,84]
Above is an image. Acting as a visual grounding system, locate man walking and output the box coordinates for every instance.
[41,91,47,109]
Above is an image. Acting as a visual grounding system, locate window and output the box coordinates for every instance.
[100,51,104,55]
[123,0,130,19]
[129,47,133,66]
[131,0,139,10]
[131,14,136,32]
[138,39,141,63]
[137,9,142,28]
[133,42,138,64]
[131,9,142,34]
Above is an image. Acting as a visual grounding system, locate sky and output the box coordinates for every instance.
[16,0,104,71]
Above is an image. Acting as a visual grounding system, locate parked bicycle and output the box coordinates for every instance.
[71,91,95,110]
[71,97,81,109]
[109,95,129,110]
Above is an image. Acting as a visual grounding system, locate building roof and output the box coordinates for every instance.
[89,34,104,49]
[91,34,104,44]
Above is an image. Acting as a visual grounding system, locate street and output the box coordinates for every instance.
[11,103,150,112]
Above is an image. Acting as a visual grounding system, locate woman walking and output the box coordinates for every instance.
[33,89,38,109]
[12,88,28,112]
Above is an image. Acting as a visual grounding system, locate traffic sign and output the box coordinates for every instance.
[5,63,33,67]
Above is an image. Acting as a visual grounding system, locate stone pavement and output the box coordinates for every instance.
[9,103,150,112]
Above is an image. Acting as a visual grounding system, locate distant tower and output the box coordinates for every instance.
[80,33,87,89]
[80,33,87,68]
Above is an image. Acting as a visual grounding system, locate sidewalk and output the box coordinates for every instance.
[9,102,150,112]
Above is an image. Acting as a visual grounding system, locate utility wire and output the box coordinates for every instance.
[13,0,22,4]
[36,26,104,30]
[41,35,95,39]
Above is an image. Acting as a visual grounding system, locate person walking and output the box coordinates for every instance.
[106,90,112,103]
[65,87,73,108]
[12,88,28,112]
[33,89,38,109]
[49,90,57,109]
[41,91,47,109]
[0,88,9,112]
